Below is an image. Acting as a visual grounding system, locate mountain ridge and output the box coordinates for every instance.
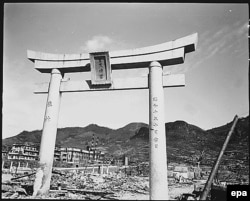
[2,116,249,166]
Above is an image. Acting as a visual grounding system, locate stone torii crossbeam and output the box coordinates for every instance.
[27,33,198,199]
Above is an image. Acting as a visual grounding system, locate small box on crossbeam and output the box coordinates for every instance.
[89,52,112,85]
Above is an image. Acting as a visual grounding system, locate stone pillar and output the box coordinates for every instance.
[33,69,63,196]
[124,156,128,166]
[149,61,169,200]
[98,165,101,174]
[101,164,103,175]
[17,161,20,172]
[10,161,13,172]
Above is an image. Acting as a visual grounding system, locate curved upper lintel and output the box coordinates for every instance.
[27,33,198,73]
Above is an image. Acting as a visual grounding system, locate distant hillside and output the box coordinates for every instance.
[207,116,249,143]
[206,116,249,167]
[2,130,42,150]
[2,116,249,168]
[2,122,147,152]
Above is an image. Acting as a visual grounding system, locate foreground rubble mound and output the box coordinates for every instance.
[2,170,150,200]
[3,164,248,200]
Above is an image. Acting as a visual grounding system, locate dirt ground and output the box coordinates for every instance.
[115,191,149,200]
[169,184,195,200]
[115,184,195,200]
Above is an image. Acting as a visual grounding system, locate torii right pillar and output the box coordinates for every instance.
[149,61,169,200]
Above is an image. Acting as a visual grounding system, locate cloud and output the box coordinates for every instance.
[236,21,248,36]
[79,35,136,53]
[80,35,113,52]
[80,35,132,53]
[183,20,248,72]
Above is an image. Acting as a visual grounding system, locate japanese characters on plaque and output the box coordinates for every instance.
[152,97,159,148]
[90,52,112,85]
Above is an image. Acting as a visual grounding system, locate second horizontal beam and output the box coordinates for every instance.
[34,74,185,94]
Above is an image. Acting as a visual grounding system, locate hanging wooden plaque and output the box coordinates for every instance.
[90,52,112,85]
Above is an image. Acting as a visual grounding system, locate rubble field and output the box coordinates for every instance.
[2,168,200,200]
[2,164,248,200]
[2,169,150,200]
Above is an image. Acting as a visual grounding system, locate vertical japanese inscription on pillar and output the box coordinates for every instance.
[44,100,53,122]
[152,97,159,148]
[90,52,112,85]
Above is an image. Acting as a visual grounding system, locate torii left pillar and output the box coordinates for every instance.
[32,69,63,196]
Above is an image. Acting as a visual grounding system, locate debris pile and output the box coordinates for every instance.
[2,169,149,199]
[2,181,28,199]
[2,164,248,199]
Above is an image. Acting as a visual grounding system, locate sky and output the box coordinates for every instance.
[2,3,249,139]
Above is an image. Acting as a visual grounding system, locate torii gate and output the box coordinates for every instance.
[27,33,198,199]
